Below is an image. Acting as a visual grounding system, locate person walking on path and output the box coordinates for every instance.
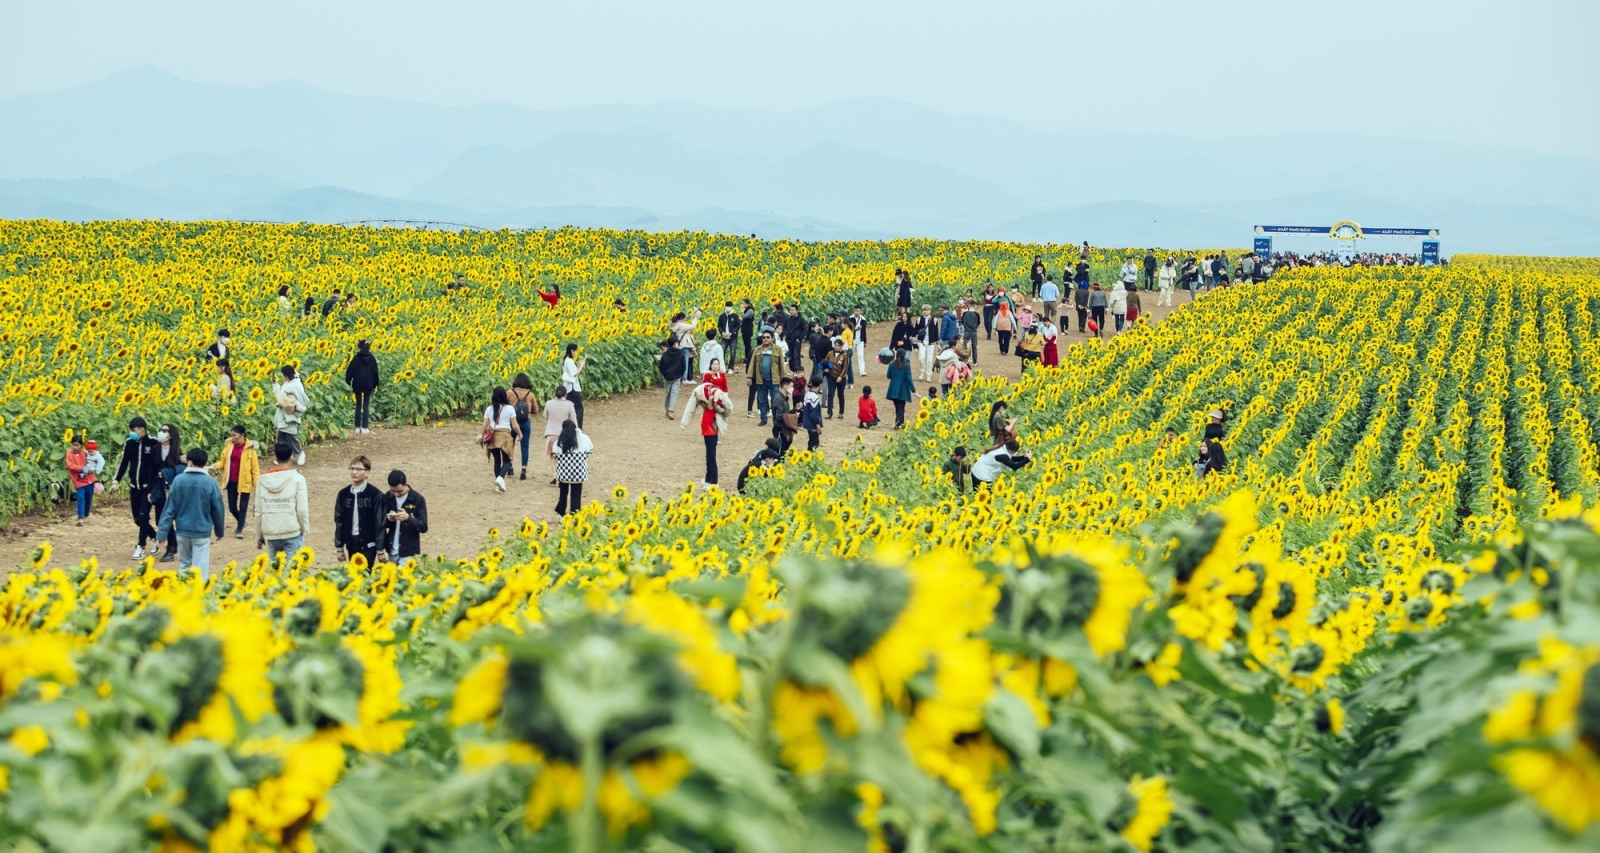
[994,300,1016,356]
[1158,258,1177,306]
[210,424,259,539]
[255,441,310,566]
[938,305,961,349]
[1039,317,1060,368]
[109,417,162,558]
[1017,326,1043,372]
[659,339,687,418]
[152,423,185,562]
[1143,250,1159,291]
[739,299,757,371]
[782,304,808,372]
[561,343,586,428]
[481,386,521,493]
[913,306,938,382]
[154,447,226,579]
[960,304,981,365]
[1109,282,1129,332]
[542,387,578,481]
[273,365,310,466]
[747,331,788,425]
[886,349,915,430]
[1125,283,1143,326]
[1073,258,1091,292]
[771,377,797,452]
[824,338,849,419]
[66,436,99,527]
[508,373,540,481]
[1088,283,1108,337]
[717,302,741,372]
[890,308,914,354]
[333,455,385,567]
[801,378,825,450]
[344,339,381,434]
[552,420,594,516]
[670,308,703,381]
[981,281,998,340]
[1182,256,1199,297]
[381,469,428,563]
[1120,257,1139,292]
[1073,279,1091,334]
[850,305,870,378]
[1039,276,1060,324]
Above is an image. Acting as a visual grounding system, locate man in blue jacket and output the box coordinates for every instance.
[155,447,226,578]
[939,306,961,347]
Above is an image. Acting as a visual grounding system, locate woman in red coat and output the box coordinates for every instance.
[536,283,561,308]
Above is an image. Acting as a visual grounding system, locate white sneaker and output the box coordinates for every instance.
[495,476,506,493]
[132,545,145,559]
[746,412,756,418]
[296,452,306,465]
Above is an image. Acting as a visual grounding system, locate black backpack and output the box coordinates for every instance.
[659,346,685,381]
[513,391,530,420]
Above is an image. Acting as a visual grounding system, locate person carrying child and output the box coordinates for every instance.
[66,436,104,526]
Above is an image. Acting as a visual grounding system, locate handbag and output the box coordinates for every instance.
[779,412,800,436]
[478,427,495,447]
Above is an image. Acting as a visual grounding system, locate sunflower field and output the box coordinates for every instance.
[0,220,1202,521]
[3,229,1599,852]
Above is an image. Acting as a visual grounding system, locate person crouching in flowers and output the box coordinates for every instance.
[552,420,594,516]
[972,438,1031,489]
[482,386,522,493]
[682,378,733,488]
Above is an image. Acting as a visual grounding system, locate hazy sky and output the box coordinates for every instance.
[4,0,1597,160]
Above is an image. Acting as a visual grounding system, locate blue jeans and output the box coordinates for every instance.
[267,535,304,566]
[517,417,533,467]
[176,535,212,578]
[754,383,777,422]
[75,484,94,518]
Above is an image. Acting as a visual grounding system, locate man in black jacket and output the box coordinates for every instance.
[381,470,428,563]
[333,455,386,567]
[783,305,809,371]
[203,329,229,361]
[1143,251,1158,291]
[109,416,163,559]
[1030,256,1045,297]
[717,303,742,373]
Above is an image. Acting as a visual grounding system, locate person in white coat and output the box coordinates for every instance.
[1108,284,1130,332]
[1120,259,1140,291]
[1157,258,1177,307]
[698,336,725,377]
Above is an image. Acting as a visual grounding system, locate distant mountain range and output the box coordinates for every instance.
[3,67,1598,254]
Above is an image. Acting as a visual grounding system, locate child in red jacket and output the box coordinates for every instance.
[857,386,880,428]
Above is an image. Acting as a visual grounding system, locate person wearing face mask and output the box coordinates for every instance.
[203,328,229,361]
[109,416,163,559]
[381,470,428,563]
[152,423,186,563]
[333,455,385,567]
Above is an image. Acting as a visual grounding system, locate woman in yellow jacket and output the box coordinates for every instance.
[210,424,260,538]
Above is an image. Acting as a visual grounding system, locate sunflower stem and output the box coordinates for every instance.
[574,732,604,853]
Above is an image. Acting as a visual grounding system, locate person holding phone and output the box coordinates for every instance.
[381,469,428,563]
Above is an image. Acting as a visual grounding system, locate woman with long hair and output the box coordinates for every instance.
[561,342,586,428]
[508,372,540,481]
[277,285,292,313]
[210,357,235,402]
[536,282,561,308]
[152,422,185,562]
[481,386,521,493]
[552,419,594,516]
[886,348,915,430]
[988,400,1018,446]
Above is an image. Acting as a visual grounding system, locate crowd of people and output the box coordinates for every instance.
[67,256,1256,573]
[1268,250,1440,268]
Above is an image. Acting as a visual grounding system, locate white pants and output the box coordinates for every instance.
[854,341,867,375]
[1158,285,1174,306]
[916,342,935,380]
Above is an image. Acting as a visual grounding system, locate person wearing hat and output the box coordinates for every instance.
[1205,409,1227,442]
[109,416,163,559]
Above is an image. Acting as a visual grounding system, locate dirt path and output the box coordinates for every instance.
[1,293,1192,569]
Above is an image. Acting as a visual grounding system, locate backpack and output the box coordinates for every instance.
[659,347,685,381]
[512,390,530,421]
